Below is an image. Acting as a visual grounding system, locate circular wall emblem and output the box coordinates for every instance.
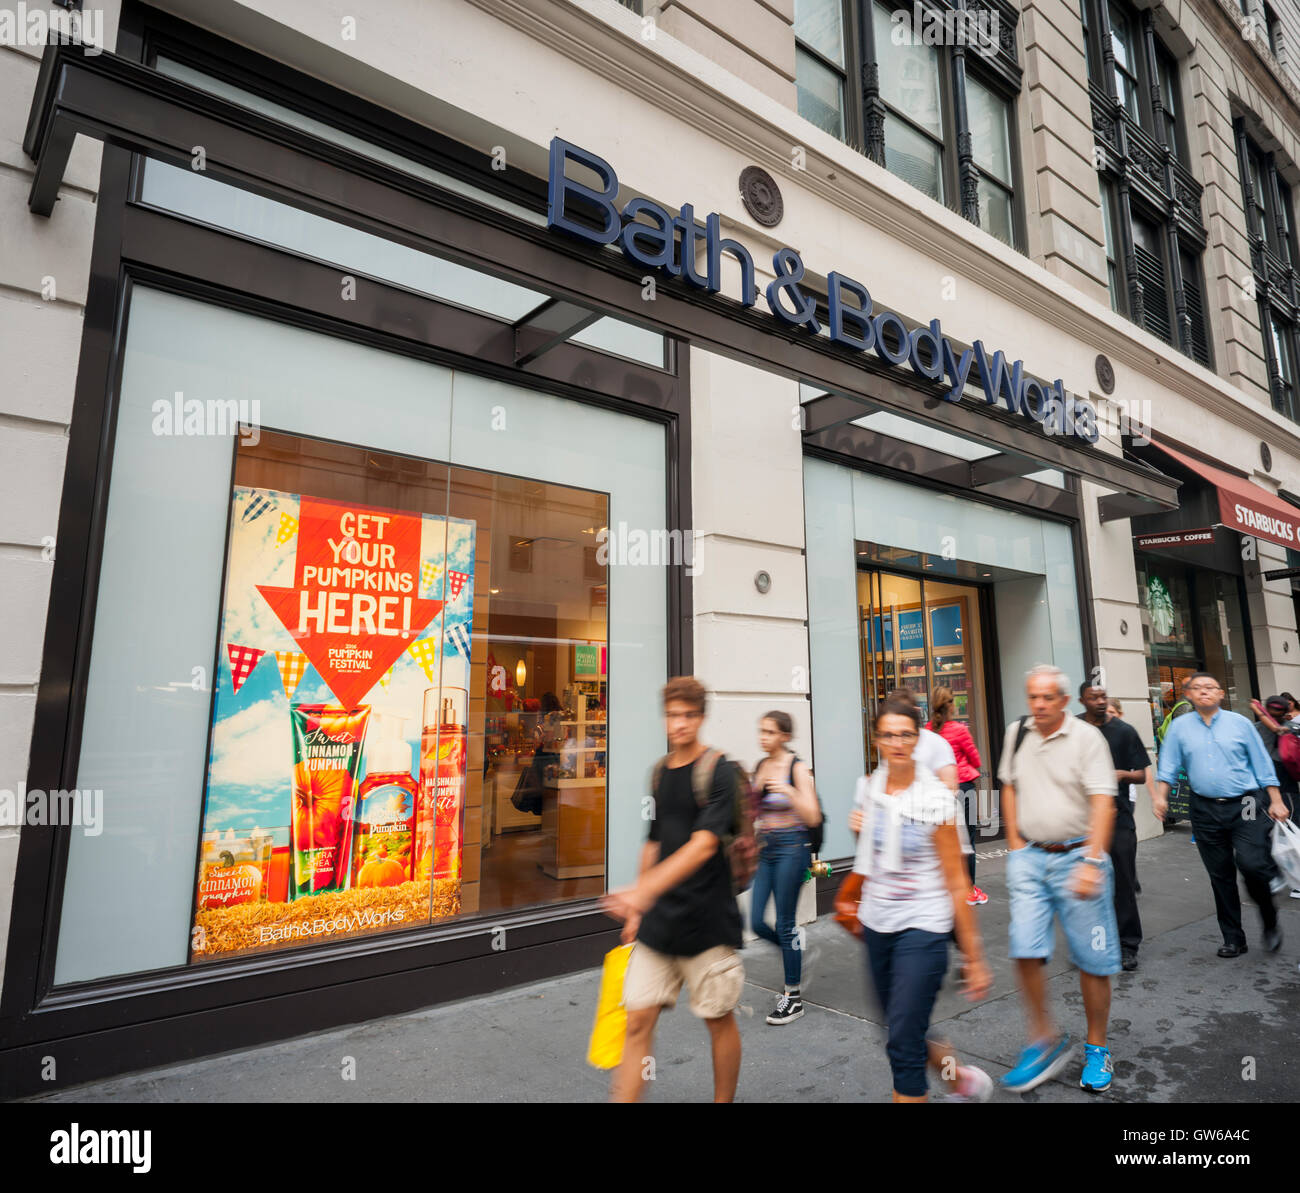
[739,166,784,228]
[754,569,772,594]
[1095,353,1115,395]
[1261,442,1273,471]
[1147,575,1175,637]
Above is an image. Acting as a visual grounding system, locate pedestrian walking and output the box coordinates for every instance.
[750,710,822,1025]
[602,676,746,1103]
[1251,695,1300,901]
[1155,673,1291,959]
[834,693,993,1102]
[1079,680,1151,971]
[1107,699,1122,721]
[882,688,959,791]
[926,686,987,906]
[997,664,1121,1094]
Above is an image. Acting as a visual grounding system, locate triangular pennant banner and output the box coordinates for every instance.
[241,493,273,524]
[226,643,267,694]
[447,570,469,600]
[275,513,299,546]
[420,561,441,593]
[443,621,472,660]
[378,665,395,691]
[407,637,440,684]
[274,651,309,699]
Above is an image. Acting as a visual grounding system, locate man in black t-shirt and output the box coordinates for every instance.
[602,676,744,1103]
[1080,681,1152,971]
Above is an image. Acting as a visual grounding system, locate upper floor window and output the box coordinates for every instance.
[1244,137,1297,264]
[795,0,848,138]
[793,0,1023,249]
[1082,0,1185,162]
[1085,0,1209,366]
[1107,1,1141,122]
[1235,119,1300,421]
[1264,2,1284,57]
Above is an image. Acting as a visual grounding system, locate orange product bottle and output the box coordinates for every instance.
[352,712,417,887]
[416,686,467,883]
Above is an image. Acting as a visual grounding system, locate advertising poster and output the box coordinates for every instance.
[191,485,476,960]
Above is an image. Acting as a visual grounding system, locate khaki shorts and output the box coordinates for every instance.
[622,943,745,1019]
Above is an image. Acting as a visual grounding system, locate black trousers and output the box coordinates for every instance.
[1188,793,1278,947]
[959,785,978,885]
[1111,814,1142,954]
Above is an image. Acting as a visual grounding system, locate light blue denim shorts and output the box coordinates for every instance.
[1006,843,1121,976]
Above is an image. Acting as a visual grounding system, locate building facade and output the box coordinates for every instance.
[3,0,1300,1095]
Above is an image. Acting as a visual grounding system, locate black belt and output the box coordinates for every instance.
[1029,839,1087,853]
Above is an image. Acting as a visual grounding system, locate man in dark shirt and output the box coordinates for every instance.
[602,676,744,1103]
[1080,681,1152,971]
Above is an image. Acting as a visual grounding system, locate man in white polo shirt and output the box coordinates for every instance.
[997,664,1120,1095]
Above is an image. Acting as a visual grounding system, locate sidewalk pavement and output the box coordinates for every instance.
[27,827,1300,1103]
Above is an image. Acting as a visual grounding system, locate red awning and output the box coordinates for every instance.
[1148,435,1300,551]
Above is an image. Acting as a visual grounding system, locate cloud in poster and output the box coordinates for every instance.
[209,697,288,791]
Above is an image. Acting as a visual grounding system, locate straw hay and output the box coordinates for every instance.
[193,878,461,958]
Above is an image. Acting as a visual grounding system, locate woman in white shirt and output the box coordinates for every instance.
[835,695,993,1102]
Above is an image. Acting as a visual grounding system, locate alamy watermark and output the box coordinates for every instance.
[597,522,703,576]
[0,3,104,55]
[0,784,102,836]
[889,2,1001,58]
[151,392,261,445]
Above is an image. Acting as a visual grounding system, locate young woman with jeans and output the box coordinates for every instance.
[836,696,993,1101]
[750,711,822,1025]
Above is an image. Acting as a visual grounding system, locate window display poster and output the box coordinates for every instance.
[929,604,963,649]
[191,485,476,960]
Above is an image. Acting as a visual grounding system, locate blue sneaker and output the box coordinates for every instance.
[1080,1043,1114,1092]
[1001,1034,1072,1093]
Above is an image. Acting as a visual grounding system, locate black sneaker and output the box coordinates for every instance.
[766,995,804,1025]
[1121,949,1138,971]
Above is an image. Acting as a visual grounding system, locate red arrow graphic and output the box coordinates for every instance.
[258,495,443,708]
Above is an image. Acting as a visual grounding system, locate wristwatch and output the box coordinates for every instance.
[1082,855,1105,865]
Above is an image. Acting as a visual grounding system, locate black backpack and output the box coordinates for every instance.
[998,716,1033,787]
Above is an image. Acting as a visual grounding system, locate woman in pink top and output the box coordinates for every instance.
[927,687,985,907]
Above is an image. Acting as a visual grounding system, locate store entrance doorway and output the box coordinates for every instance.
[857,564,999,837]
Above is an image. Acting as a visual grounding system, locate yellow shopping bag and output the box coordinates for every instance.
[586,943,634,1069]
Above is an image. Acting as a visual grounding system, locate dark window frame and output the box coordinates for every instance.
[1084,0,1211,366]
[1237,117,1300,422]
[793,0,1026,251]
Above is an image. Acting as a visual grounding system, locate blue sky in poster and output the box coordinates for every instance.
[203,486,476,843]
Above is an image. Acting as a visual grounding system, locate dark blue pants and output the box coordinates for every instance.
[750,828,811,988]
[863,927,949,1097]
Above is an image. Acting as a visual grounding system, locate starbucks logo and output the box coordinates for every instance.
[1148,576,1175,637]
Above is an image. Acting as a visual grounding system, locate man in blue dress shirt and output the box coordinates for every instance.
[1155,672,1290,958]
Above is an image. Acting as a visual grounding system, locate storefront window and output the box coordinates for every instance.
[1138,557,1251,736]
[187,433,610,960]
[54,287,667,982]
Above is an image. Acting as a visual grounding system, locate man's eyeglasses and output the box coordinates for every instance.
[878,731,919,743]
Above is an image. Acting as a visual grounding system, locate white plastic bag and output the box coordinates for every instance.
[1272,819,1300,889]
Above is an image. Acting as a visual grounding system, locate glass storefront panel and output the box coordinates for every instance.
[806,457,1084,859]
[857,569,992,795]
[55,287,666,982]
[1136,555,1252,739]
